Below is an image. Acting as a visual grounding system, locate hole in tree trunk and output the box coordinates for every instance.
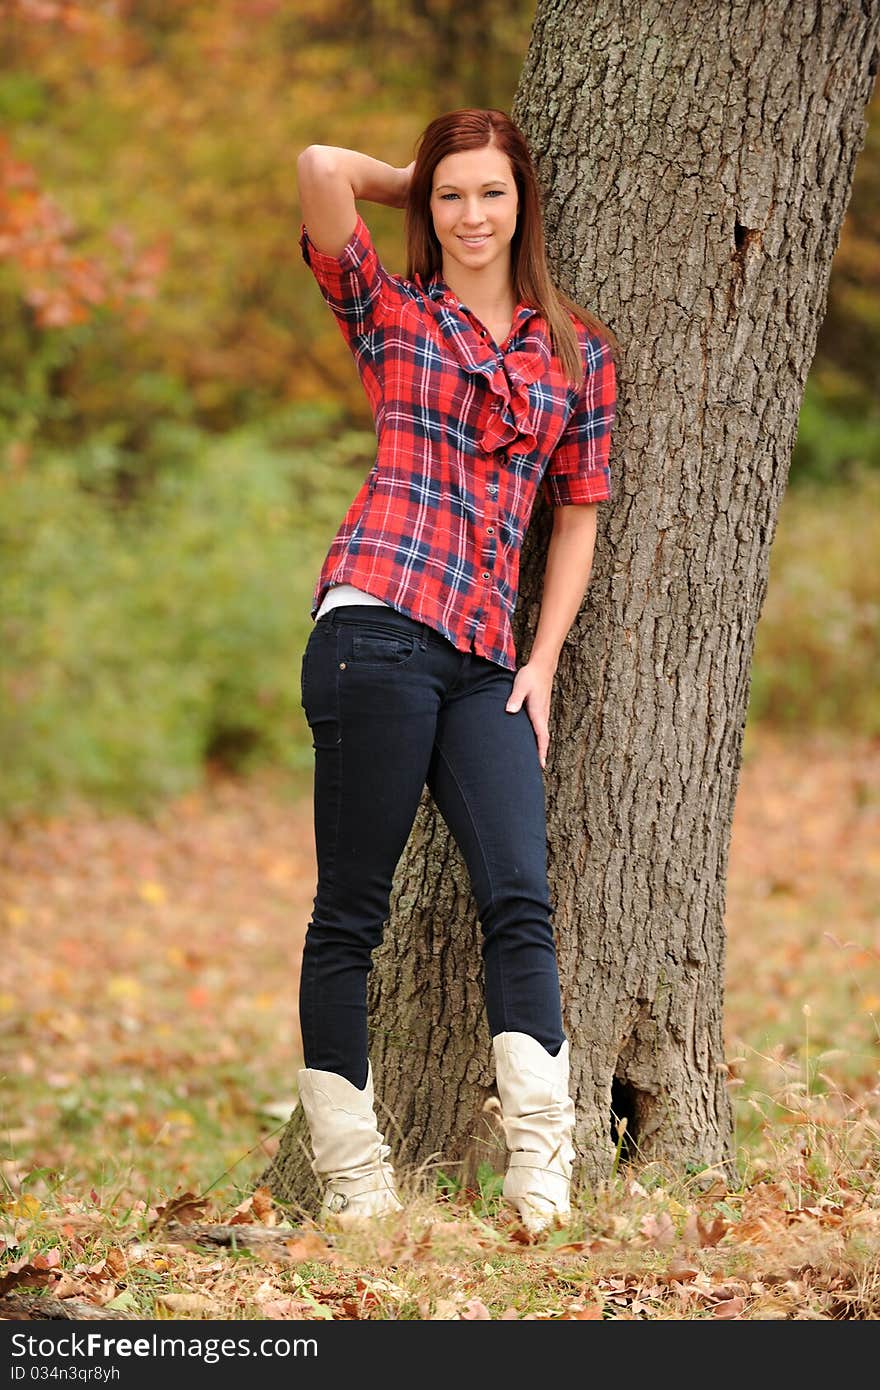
[732,220,762,261]
[610,1077,639,1161]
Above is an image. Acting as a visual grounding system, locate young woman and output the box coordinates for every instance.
[295,108,618,1234]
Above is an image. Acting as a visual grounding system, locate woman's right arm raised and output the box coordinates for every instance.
[296,145,412,258]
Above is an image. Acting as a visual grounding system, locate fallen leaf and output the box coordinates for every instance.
[104,1290,138,1312]
[640,1211,675,1246]
[5,1195,42,1219]
[157,1293,221,1315]
[252,1186,276,1223]
[150,1193,210,1228]
[430,1298,460,1320]
[285,1232,331,1262]
[461,1298,492,1319]
[105,975,142,1001]
[35,1250,62,1269]
[713,1297,745,1318]
[0,1263,54,1296]
[683,1212,729,1248]
[261,1297,313,1319]
[51,1273,89,1300]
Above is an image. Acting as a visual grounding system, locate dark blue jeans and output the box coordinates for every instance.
[298,604,566,1089]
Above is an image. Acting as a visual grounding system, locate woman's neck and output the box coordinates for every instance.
[440,257,516,325]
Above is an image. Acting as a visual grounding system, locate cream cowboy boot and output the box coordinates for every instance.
[296,1063,404,1227]
[492,1031,576,1234]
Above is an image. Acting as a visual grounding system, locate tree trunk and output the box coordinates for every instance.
[263,0,880,1212]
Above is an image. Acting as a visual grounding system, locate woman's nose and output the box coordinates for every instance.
[461,202,487,225]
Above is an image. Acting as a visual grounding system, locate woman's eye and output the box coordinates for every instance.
[439,191,505,200]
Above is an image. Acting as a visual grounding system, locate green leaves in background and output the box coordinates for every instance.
[0,405,376,815]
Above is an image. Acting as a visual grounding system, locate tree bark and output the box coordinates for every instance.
[263,0,880,1212]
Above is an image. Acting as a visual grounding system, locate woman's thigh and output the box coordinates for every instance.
[425,656,550,917]
[301,616,444,914]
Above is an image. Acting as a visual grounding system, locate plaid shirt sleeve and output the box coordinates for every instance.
[541,333,617,507]
[299,211,399,347]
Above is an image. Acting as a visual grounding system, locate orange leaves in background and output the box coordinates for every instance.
[3,0,166,328]
[0,132,168,328]
[6,1,110,34]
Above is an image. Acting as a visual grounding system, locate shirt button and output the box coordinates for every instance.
[481,571,490,580]
[486,526,494,535]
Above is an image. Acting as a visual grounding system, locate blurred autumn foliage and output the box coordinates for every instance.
[0,0,877,813]
[0,0,876,463]
[0,128,166,328]
[0,0,535,455]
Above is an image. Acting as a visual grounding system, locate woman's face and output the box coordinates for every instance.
[429,144,519,281]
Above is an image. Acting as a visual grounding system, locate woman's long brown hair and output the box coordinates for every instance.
[404,108,620,388]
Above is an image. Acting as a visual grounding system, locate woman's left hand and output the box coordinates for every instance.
[505,660,554,769]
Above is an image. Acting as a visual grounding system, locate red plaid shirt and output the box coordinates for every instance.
[299,211,616,671]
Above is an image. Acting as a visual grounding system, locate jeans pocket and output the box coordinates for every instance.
[351,629,417,666]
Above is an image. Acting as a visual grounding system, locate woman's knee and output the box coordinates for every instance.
[303,915,386,961]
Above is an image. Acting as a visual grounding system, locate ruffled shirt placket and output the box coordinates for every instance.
[413,272,552,456]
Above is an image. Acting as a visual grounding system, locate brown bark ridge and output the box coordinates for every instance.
[262,1,880,1213]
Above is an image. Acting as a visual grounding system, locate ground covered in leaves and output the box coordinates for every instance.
[1,727,878,1320]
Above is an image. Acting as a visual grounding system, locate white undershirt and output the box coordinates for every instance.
[314,582,392,620]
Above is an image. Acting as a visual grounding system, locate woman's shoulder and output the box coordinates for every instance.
[565,309,618,374]
[351,213,440,307]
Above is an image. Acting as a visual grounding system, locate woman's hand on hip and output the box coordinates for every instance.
[505,662,552,770]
